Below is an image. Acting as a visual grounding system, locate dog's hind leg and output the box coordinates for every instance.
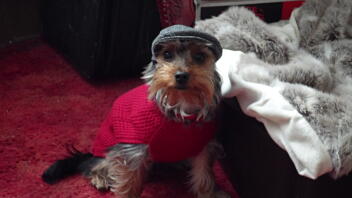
[89,144,150,198]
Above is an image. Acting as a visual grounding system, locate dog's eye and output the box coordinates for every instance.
[163,51,174,60]
[193,52,206,64]
[153,44,163,54]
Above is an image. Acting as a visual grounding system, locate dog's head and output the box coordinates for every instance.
[142,25,222,122]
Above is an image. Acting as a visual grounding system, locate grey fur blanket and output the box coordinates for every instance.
[195,0,352,179]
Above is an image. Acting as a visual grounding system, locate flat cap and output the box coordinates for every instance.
[152,25,222,60]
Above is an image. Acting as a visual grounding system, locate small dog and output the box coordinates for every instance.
[42,25,229,198]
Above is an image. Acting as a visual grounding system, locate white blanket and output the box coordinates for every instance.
[198,0,352,180]
[216,49,333,179]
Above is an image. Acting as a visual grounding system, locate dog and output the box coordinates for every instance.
[42,25,230,198]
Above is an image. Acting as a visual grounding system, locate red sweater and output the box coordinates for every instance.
[92,84,216,162]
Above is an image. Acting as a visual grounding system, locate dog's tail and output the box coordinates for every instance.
[42,145,101,184]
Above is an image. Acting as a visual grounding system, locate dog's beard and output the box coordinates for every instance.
[154,88,213,122]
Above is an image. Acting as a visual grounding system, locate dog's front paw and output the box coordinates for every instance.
[214,190,232,198]
[197,190,231,198]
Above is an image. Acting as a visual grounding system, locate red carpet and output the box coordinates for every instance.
[0,40,238,198]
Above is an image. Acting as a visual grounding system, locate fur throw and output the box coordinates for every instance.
[196,0,352,179]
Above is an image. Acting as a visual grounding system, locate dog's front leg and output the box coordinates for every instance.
[189,141,230,198]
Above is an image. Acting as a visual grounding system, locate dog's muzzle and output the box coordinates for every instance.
[175,71,189,89]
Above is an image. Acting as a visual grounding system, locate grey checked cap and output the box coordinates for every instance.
[152,25,222,60]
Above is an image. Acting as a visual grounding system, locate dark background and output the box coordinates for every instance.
[0,0,41,47]
[0,1,283,48]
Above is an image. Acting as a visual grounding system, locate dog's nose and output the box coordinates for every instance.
[175,71,189,88]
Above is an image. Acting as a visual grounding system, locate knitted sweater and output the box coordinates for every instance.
[91,84,216,162]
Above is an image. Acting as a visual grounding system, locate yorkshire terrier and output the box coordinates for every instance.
[42,25,230,198]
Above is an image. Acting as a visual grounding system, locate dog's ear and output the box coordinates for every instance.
[141,61,156,83]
